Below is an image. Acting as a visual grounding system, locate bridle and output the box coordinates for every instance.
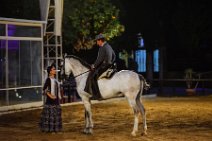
[61,58,90,79]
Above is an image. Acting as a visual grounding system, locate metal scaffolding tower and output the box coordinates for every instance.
[43,0,63,79]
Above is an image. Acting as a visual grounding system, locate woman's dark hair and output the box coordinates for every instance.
[47,66,52,75]
[47,63,56,74]
[47,64,55,75]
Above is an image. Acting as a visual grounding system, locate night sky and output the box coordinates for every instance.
[116,0,212,72]
[1,0,212,72]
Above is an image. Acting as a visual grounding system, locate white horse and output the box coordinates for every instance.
[62,55,149,136]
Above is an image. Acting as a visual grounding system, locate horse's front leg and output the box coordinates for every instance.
[83,98,93,134]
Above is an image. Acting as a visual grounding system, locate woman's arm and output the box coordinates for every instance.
[43,78,56,99]
[46,92,56,99]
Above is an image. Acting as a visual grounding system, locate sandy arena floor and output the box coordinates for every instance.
[0,96,211,141]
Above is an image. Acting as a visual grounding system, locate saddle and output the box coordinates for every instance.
[84,63,117,100]
[98,63,117,80]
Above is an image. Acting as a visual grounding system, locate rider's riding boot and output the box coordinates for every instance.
[84,83,91,94]
[92,80,103,100]
[84,73,93,95]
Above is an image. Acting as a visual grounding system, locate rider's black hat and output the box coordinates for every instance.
[95,34,105,40]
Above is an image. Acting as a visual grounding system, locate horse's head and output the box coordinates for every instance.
[60,55,91,81]
[59,58,71,81]
[61,58,73,80]
[58,59,64,80]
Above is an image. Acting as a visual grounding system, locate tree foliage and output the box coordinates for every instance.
[63,0,124,51]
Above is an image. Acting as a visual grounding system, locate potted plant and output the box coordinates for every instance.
[184,68,196,95]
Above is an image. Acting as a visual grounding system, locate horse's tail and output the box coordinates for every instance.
[138,74,150,91]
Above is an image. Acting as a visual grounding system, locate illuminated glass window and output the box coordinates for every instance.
[8,24,41,37]
[0,19,43,106]
[153,49,159,72]
[135,50,146,72]
[138,37,144,48]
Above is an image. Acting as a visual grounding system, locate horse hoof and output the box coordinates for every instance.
[88,128,93,135]
[83,129,88,134]
[131,132,137,137]
[83,128,93,135]
[141,131,147,136]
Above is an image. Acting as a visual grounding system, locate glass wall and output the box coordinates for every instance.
[8,24,41,37]
[0,40,6,88]
[0,20,43,106]
[0,87,42,106]
[0,24,5,36]
[6,40,42,88]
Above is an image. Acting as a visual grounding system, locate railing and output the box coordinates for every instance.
[148,78,212,96]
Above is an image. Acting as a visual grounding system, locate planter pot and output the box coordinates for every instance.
[185,88,196,96]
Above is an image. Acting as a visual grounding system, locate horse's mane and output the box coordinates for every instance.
[65,55,91,69]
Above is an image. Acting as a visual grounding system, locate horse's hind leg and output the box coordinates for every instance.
[127,99,139,136]
[132,105,140,136]
[136,97,147,135]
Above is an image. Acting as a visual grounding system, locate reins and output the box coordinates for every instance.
[73,70,90,78]
[63,55,91,78]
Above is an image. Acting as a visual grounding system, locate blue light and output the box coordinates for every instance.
[8,40,19,50]
[153,49,159,72]
[135,50,146,72]
[138,37,144,48]
[8,24,16,36]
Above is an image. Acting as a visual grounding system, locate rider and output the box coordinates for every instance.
[84,33,116,100]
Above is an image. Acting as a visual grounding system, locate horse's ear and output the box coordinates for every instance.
[59,59,64,67]
[63,53,67,59]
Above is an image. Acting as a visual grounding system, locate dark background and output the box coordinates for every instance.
[1,0,212,72]
[116,0,212,72]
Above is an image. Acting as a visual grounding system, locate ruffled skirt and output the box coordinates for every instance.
[39,104,62,132]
